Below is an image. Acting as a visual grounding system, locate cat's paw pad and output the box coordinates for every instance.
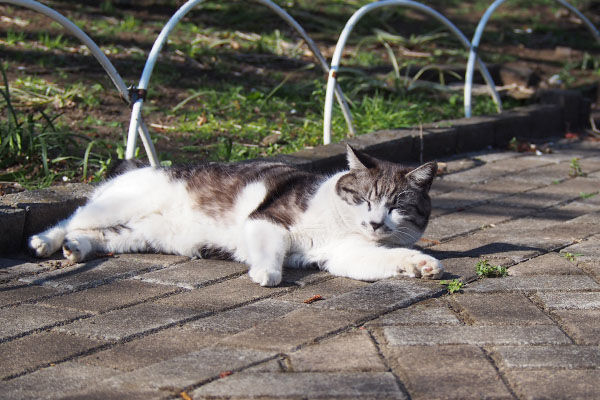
[248,267,282,287]
[29,235,52,258]
[62,238,91,263]
[403,254,444,279]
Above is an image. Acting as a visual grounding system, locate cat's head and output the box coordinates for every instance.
[335,145,437,246]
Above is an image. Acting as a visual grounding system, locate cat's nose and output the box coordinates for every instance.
[370,221,383,231]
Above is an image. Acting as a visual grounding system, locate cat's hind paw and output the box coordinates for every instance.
[402,253,444,280]
[62,237,92,263]
[248,267,282,287]
[29,235,53,258]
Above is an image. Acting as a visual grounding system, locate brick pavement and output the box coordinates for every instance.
[1,138,600,399]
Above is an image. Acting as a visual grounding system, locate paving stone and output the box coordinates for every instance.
[55,302,203,341]
[552,309,600,344]
[79,325,223,372]
[492,345,600,368]
[41,279,180,313]
[276,276,367,303]
[0,257,51,280]
[192,372,405,399]
[384,345,511,400]
[534,292,600,310]
[132,258,247,289]
[426,204,534,241]
[313,279,439,314]
[244,359,285,372]
[189,298,301,334]
[103,346,275,392]
[453,292,553,325]
[0,282,60,307]
[505,369,600,400]
[288,330,386,372]
[19,254,187,290]
[380,325,570,345]
[440,156,546,184]
[0,304,85,341]
[509,252,584,275]
[491,176,598,210]
[431,255,510,281]
[157,275,284,311]
[0,331,105,379]
[466,275,600,293]
[367,298,460,326]
[0,361,118,400]
[221,308,367,352]
[562,235,600,263]
[280,267,331,286]
[503,161,577,185]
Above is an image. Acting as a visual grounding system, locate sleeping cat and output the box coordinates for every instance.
[29,145,443,286]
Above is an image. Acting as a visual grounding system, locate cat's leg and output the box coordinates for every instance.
[30,190,145,260]
[242,219,290,287]
[318,239,443,281]
[29,220,68,258]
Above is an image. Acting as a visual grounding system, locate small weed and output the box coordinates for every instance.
[562,252,583,262]
[440,279,464,293]
[38,33,67,50]
[475,259,508,278]
[4,30,26,46]
[580,192,597,200]
[569,158,586,177]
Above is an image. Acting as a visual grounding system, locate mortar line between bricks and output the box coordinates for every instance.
[173,289,447,400]
[439,149,600,186]
[0,311,94,345]
[0,273,336,381]
[524,293,576,345]
[479,346,520,400]
[424,192,600,250]
[0,262,251,311]
[365,327,412,400]
[165,354,282,400]
[438,157,556,185]
[0,261,175,310]
[281,288,448,356]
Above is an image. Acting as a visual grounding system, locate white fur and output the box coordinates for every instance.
[29,167,443,286]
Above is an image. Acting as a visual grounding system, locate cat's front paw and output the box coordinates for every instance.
[401,253,444,279]
[248,267,282,287]
[62,237,92,263]
[29,235,53,258]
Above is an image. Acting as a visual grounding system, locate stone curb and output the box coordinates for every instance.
[0,90,590,255]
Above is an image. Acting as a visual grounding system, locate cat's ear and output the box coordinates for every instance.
[346,145,377,170]
[406,162,437,191]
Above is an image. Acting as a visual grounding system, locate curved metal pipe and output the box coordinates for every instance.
[126,0,356,155]
[1,0,159,166]
[464,0,600,117]
[323,0,501,145]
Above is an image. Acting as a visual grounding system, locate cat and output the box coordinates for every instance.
[29,145,443,286]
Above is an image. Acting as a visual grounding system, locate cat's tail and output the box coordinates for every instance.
[106,159,147,178]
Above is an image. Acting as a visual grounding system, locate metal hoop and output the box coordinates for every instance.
[323,0,501,145]
[1,0,159,166]
[464,0,600,117]
[126,0,357,158]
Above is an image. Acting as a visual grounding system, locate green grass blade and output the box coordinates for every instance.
[82,140,96,181]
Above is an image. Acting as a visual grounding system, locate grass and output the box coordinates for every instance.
[475,259,508,278]
[561,252,583,262]
[0,63,117,188]
[1,0,598,188]
[569,157,586,177]
[440,279,464,293]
